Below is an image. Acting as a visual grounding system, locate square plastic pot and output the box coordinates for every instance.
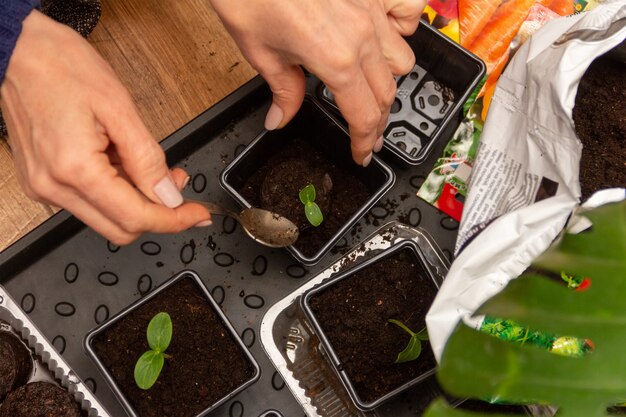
[84,270,260,417]
[220,98,395,266]
[300,240,441,410]
[315,19,486,165]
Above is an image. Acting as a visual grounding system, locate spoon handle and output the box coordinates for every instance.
[185,200,239,220]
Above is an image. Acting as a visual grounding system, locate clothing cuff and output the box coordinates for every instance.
[0,0,41,83]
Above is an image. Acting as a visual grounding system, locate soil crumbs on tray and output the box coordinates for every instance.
[92,278,256,417]
[309,248,437,404]
[239,137,369,258]
[573,54,626,201]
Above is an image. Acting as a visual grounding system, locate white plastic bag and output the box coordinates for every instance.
[427,2,626,361]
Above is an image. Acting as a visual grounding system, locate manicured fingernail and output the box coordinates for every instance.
[181,175,191,189]
[362,152,373,167]
[194,219,213,227]
[264,103,284,130]
[374,136,384,153]
[153,175,183,208]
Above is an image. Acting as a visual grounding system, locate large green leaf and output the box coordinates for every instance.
[425,201,626,417]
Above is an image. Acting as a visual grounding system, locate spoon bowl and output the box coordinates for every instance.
[187,200,299,248]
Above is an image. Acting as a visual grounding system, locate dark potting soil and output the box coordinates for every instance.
[308,248,438,404]
[0,331,32,401]
[92,277,256,417]
[239,137,370,257]
[0,381,81,417]
[573,54,626,201]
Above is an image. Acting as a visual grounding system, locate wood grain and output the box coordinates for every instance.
[0,0,257,251]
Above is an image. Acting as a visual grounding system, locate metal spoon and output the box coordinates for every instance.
[187,200,299,248]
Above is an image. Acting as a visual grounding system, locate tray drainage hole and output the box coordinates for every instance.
[428,94,440,106]
[420,122,429,131]
[391,98,401,113]
[396,141,407,150]
[418,96,425,109]
[409,71,419,80]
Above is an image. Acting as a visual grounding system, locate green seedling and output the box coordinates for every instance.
[299,184,323,227]
[389,319,429,363]
[134,312,172,390]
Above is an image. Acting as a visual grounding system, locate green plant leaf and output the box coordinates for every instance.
[147,312,172,352]
[426,201,626,417]
[134,350,165,390]
[299,184,316,205]
[389,319,428,363]
[304,202,323,227]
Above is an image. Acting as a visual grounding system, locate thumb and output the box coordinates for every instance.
[95,94,183,208]
[261,63,306,130]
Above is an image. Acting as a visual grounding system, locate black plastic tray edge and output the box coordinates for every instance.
[299,239,440,411]
[0,76,270,282]
[83,269,261,417]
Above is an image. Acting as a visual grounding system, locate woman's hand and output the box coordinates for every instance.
[209,0,425,166]
[1,10,212,245]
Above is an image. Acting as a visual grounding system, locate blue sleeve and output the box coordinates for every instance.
[0,0,41,83]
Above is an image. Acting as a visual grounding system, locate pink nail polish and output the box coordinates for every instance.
[194,219,213,227]
[153,176,183,208]
[374,136,384,153]
[362,152,373,167]
[264,103,284,130]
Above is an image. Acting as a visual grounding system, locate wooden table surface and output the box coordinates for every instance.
[0,0,257,252]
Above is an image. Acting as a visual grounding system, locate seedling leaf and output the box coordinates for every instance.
[135,311,172,390]
[299,184,324,226]
[147,312,172,352]
[305,202,323,227]
[299,184,316,205]
[134,350,165,390]
[389,319,428,363]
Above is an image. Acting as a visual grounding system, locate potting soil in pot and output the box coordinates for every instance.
[239,137,369,258]
[573,54,626,201]
[308,248,437,404]
[91,277,256,417]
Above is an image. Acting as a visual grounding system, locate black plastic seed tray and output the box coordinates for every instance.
[0,76,460,417]
[313,19,485,165]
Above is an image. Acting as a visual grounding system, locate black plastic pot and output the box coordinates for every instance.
[84,270,260,417]
[220,98,395,266]
[300,240,441,410]
[314,19,486,165]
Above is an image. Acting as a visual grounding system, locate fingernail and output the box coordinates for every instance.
[374,136,384,153]
[194,219,213,227]
[362,152,373,167]
[264,103,284,130]
[153,175,183,208]
[182,175,191,189]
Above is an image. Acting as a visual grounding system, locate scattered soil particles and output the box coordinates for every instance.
[92,277,256,417]
[239,137,370,258]
[0,331,32,401]
[573,54,626,201]
[0,381,81,417]
[308,247,438,405]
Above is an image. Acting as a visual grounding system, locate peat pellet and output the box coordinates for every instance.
[0,331,33,401]
[0,381,81,417]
